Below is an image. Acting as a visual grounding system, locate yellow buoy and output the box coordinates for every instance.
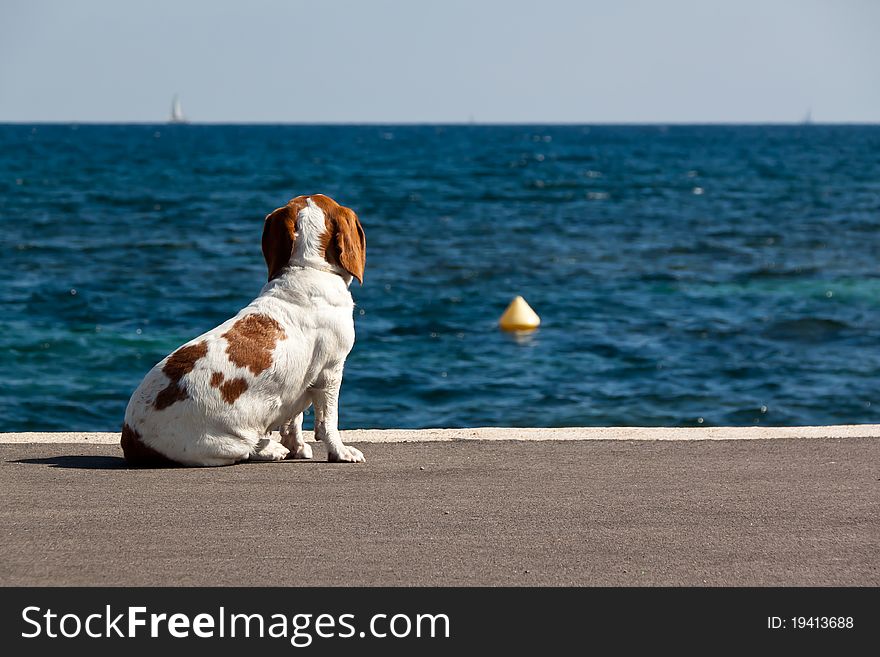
[498,296,541,331]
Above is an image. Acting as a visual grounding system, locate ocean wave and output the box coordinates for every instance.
[762,318,851,342]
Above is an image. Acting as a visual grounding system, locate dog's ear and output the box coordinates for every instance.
[262,205,297,281]
[333,207,366,285]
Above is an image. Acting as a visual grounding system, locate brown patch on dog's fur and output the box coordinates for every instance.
[154,341,208,410]
[262,197,308,281]
[223,313,286,375]
[120,422,175,466]
[220,378,248,404]
[209,371,249,404]
[153,382,188,410]
[311,195,339,260]
[163,341,208,381]
[310,194,366,284]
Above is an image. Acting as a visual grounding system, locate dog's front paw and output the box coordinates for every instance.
[289,442,313,460]
[328,445,365,463]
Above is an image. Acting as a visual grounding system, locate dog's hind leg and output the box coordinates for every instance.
[280,412,313,459]
[170,434,253,467]
[251,437,290,461]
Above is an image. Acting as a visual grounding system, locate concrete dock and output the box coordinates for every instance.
[1,426,878,586]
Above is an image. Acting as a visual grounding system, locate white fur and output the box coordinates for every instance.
[123,200,364,466]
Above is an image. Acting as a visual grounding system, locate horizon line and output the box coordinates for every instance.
[2,119,880,127]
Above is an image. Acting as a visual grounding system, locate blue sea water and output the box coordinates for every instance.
[1,124,879,432]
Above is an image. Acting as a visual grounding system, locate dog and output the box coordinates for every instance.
[121,194,366,466]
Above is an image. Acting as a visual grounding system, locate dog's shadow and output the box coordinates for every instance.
[13,455,131,470]
[13,452,327,470]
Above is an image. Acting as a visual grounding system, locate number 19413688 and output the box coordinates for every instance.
[768,617,854,629]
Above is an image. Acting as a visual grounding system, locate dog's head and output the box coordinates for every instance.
[262,194,366,284]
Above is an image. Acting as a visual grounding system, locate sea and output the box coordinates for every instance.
[1,124,878,432]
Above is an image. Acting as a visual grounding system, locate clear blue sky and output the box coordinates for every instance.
[1,0,878,123]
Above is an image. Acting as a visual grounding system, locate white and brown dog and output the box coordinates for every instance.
[121,194,366,466]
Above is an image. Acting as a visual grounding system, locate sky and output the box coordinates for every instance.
[1,0,878,123]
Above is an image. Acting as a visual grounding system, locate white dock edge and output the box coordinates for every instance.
[1,425,879,444]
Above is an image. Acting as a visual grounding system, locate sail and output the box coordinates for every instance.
[169,95,187,124]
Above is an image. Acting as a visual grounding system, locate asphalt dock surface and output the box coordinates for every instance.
[1,438,877,586]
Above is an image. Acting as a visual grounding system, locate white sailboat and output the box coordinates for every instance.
[169,95,187,124]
